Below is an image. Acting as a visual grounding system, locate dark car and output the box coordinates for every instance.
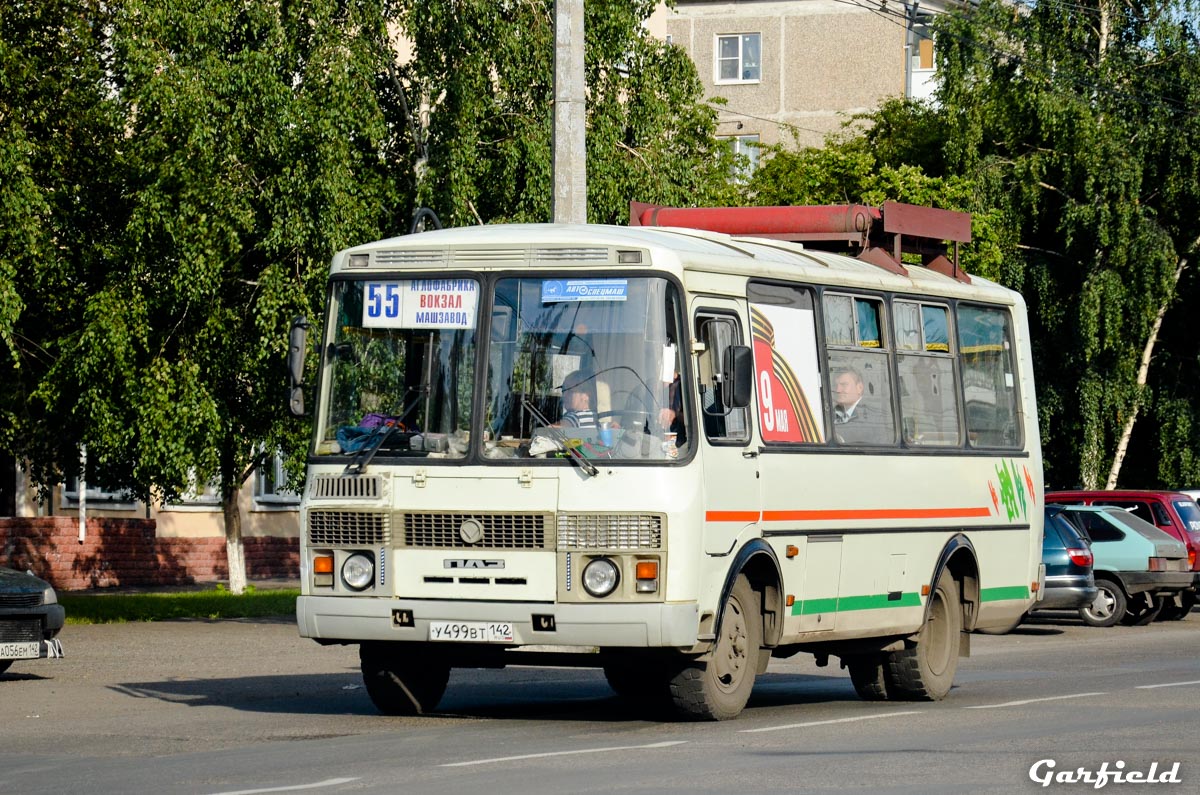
[1037,506,1098,612]
[0,567,65,675]
[1053,505,1192,627]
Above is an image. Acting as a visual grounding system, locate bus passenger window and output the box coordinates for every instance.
[824,294,895,446]
[958,304,1022,449]
[895,302,960,446]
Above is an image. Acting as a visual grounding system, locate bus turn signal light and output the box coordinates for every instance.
[313,554,334,587]
[635,560,658,593]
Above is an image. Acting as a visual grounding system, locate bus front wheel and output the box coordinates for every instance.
[884,570,961,700]
[360,642,450,716]
[668,575,761,720]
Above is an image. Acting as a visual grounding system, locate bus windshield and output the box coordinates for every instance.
[316,278,479,459]
[483,276,686,462]
[314,274,687,463]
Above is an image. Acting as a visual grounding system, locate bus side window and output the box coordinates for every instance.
[895,301,961,446]
[958,304,1022,449]
[825,294,896,446]
[696,314,749,442]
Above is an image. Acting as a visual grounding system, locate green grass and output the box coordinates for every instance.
[60,586,299,624]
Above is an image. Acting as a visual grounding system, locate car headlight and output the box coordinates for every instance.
[582,557,620,598]
[42,586,57,605]
[341,553,375,591]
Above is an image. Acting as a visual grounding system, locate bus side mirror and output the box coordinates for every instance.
[722,345,753,409]
[288,315,309,417]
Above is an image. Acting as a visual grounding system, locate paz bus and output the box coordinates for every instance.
[287,202,1043,720]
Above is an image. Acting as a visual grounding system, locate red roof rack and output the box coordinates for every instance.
[629,201,972,284]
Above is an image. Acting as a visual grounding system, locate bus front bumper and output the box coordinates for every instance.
[297,595,700,649]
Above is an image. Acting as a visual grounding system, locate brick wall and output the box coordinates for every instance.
[0,517,299,591]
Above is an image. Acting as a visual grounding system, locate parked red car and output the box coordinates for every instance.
[1045,490,1200,619]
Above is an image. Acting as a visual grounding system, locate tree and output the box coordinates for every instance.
[746,101,1019,286]
[935,0,1200,489]
[394,0,739,226]
[0,0,125,475]
[5,0,412,592]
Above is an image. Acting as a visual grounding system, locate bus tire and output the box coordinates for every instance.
[846,656,889,701]
[359,642,450,716]
[1079,577,1126,628]
[885,570,961,700]
[668,575,760,720]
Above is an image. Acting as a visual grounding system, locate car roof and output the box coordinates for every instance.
[1046,489,1192,500]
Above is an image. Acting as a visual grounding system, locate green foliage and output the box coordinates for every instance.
[936,0,1200,488]
[60,587,298,623]
[396,0,738,225]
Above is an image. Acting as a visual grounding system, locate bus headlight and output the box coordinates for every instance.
[342,553,375,591]
[582,557,620,598]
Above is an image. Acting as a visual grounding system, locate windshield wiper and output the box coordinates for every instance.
[521,398,599,477]
[344,421,401,475]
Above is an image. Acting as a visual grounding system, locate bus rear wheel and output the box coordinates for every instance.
[668,575,761,720]
[360,642,450,716]
[884,570,961,700]
[846,656,889,701]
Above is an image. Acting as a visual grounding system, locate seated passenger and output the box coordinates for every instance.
[557,370,597,429]
[832,367,883,444]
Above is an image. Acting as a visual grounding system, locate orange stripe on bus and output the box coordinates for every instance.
[705,507,993,523]
[705,511,762,522]
[762,507,994,521]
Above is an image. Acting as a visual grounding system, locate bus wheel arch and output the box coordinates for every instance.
[716,539,784,652]
[932,533,980,632]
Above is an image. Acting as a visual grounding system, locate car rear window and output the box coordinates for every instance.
[1172,499,1200,533]
[1069,511,1126,542]
[1094,500,1153,525]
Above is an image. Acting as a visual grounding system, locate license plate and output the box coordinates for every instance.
[428,620,514,643]
[0,641,39,660]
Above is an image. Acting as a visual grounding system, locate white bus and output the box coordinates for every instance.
[288,202,1043,720]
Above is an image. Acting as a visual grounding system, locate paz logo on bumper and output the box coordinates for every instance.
[444,559,505,569]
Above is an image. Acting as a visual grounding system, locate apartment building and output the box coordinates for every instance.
[653,0,945,170]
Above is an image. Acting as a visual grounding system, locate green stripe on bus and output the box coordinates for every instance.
[790,591,922,616]
[980,585,1030,602]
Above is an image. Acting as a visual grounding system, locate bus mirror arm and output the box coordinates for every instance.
[288,316,310,417]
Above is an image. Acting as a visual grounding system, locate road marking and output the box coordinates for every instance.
[738,711,921,734]
[207,779,359,795]
[964,692,1105,709]
[440,740,687,767]
[1136,679,1200,690]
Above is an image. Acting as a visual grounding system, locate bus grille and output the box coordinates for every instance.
[402,512,551,549]
[308,511,390,546]
[557,514,664,550]
[308,474,383,500]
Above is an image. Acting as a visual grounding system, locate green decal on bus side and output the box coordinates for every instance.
[790,591,921,616]
[979,585,1031,602]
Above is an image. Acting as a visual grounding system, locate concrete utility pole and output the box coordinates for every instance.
[552,0,586,224]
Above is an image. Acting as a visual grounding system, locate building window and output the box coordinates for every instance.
[165,472,222,510]
[255,452,299,507]
[721,134,760,179]
[908,18,937,101]
[61,476,137,510]
[715,33,761,83]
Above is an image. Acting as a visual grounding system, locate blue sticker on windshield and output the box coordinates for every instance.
[542,279,628,302]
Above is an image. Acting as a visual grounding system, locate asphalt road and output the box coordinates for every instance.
[3,611,1198,794]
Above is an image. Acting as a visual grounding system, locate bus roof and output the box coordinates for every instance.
[333,222,1020,306]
